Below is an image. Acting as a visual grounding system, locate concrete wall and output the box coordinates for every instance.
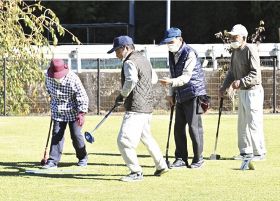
[78,69,280,114]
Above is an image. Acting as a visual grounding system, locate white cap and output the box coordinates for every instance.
[228,24,248,37]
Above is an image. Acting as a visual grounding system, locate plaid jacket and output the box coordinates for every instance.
[45,71,89,122]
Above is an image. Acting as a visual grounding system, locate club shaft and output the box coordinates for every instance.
[165,105,174,161]
[214,98,223,153]
[91,117,108,133]
[43,149,47,159]
[46,119,52,148]
[90,104,117,134]
[42,119,52,163]
[43,119,52,155]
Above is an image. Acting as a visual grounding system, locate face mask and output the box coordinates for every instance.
[167,44,181,53]
[230,41,241,49]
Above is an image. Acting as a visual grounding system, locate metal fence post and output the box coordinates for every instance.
[276,44,280,70]
[2,57,6,116]
[129,0,135,40]
[97,58,100,115]
[211,46,217,70]
[76,48,81,73]
[86,27,90,44]
[273,57,277,113]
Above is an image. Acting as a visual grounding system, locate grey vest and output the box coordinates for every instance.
[121,51,153,113]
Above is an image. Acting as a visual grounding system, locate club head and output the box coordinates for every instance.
[40,158,47,165]
[209,154,221,160]
[84,132,95,143]
[166,160,171,169]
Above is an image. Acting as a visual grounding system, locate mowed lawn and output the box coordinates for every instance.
[0,114,279,201]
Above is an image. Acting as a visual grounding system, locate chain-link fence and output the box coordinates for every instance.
[1,56,279,116]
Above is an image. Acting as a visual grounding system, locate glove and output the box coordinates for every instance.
[115,94,124,106]
[76,112,85,127]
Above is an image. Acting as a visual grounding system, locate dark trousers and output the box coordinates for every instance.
[48,120,87,164]
[174,97,204,164]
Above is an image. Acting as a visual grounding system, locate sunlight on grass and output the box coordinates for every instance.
[0,114,279,201]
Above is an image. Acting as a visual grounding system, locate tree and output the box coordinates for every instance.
[0,0,80,115]
[42,1,129,44]
[250,1,280,42]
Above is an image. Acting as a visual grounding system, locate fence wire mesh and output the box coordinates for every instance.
[0,57,279,116]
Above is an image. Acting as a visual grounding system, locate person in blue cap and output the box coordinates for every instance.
[159,27,209,169]
[108,35,168,182]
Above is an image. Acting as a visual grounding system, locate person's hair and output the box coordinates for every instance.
[125,44,135,50]
[176,36,183,41]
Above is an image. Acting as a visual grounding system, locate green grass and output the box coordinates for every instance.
[0,114,279,201]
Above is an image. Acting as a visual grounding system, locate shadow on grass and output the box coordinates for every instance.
[205,157,235,160]
[64,152,154,158]
[0,159,153,181]
[64,152,234,161]
[0,161,123,181]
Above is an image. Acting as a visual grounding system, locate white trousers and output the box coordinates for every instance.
[117,112,167,173]
[238,86,266,155]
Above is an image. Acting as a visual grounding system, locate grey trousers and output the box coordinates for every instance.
[238,86,266,155]
[48,120,87,165]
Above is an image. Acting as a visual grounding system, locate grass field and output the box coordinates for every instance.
[0,114,279,201]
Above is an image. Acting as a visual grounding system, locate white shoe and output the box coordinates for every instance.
[41,162,57,169]
[233,153,253,160]
[120,172,143,182]
[252,154,266,161]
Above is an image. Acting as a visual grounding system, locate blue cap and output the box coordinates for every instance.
[107,36,134,54]
[160,27,182,44]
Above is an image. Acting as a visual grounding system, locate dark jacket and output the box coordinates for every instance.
[169,43,207,103]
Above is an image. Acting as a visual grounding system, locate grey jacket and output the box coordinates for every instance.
[221,44,262,90]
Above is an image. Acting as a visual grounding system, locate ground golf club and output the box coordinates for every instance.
[84,104,118,143]
[40,119,52,165]
[210,97,223,160]
[165,104,175,168]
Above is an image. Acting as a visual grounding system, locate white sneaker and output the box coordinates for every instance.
[234,153,253,160]
[240,158,254,170]
[41,162,57,169]
[120,172,143,182]
[252,154,266,161]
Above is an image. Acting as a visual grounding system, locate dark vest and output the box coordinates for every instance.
[121,51,153,113]
[169,43,206,103]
